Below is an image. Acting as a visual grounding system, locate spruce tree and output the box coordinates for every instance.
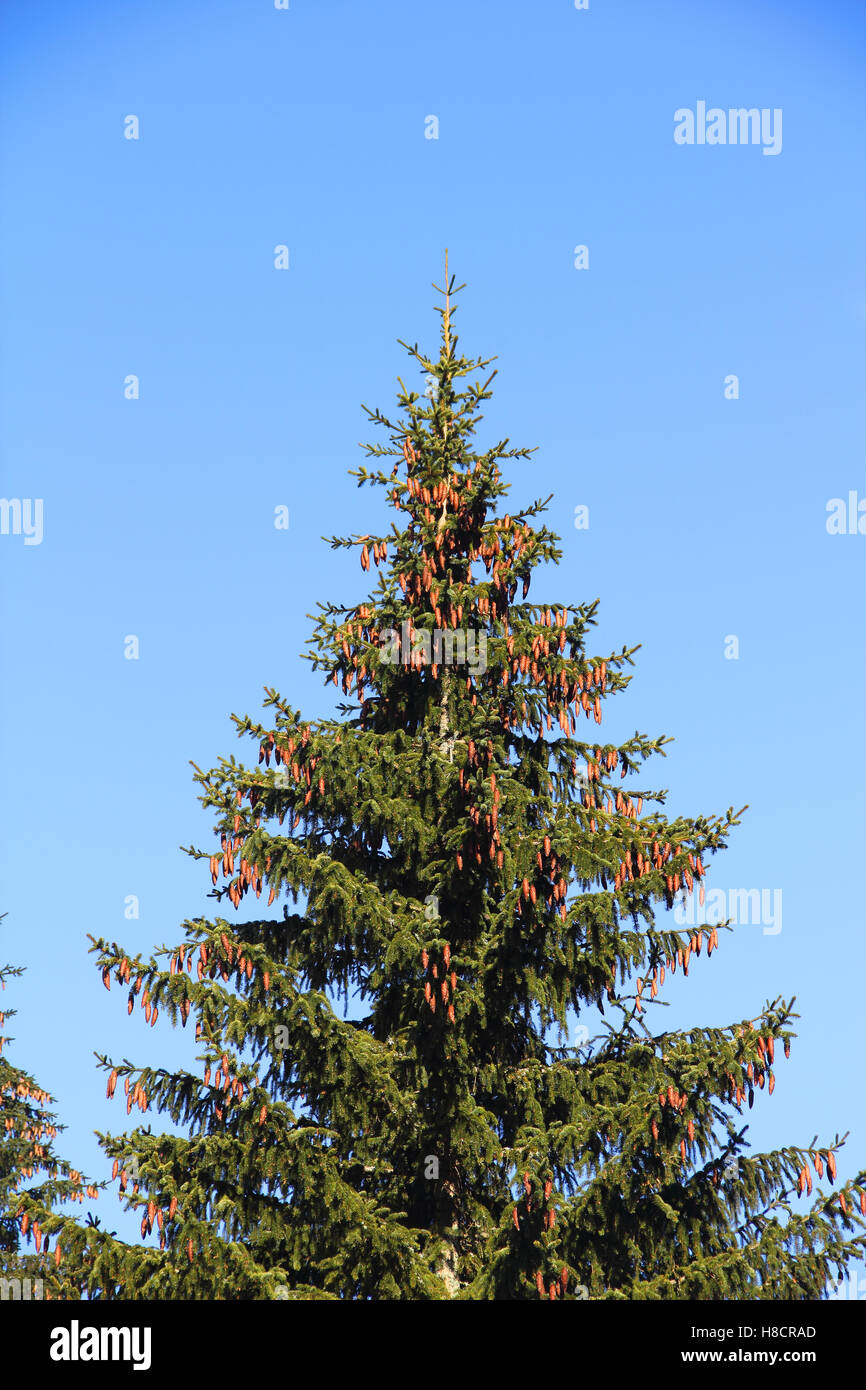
[15,265,866,1299]
[0,915,103,1299]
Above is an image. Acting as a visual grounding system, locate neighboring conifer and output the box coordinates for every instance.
[1,914,102,1300]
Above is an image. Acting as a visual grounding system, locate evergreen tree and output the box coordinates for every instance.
[0,915,102,1299]
[15,265,866,1299]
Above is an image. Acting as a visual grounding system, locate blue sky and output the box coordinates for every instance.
[1,0,864,1282]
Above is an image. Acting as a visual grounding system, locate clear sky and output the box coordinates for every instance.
[1,0,864,1281]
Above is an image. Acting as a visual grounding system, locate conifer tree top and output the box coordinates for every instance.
[11,269,863,1301]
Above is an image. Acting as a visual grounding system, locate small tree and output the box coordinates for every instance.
[0,914,102,1299]
[19,265,866,1299]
